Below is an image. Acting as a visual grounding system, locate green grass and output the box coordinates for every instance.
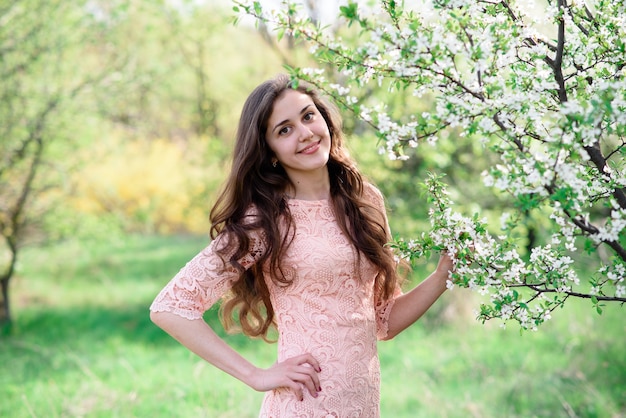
[1,234,624,417]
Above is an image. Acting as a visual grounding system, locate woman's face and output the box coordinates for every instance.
[265,90,331,181]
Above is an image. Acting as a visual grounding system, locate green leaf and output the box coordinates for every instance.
[339,2,359,21]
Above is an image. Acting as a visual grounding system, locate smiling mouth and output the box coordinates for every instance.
[298,140,321,154]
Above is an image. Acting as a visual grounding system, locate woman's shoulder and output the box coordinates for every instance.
[362,181,385,206]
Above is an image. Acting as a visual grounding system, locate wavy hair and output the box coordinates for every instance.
[210,74,401,340]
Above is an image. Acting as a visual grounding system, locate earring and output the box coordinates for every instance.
[272,159,277,168]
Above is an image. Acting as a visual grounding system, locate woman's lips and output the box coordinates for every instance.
[298,140,321,154]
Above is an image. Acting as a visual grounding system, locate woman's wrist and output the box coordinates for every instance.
[240,364,262,391]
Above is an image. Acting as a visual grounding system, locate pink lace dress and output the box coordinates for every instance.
[150,186,399,418]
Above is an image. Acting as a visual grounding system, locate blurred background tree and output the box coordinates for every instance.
[0,0,287,329]
[0,0,129,327]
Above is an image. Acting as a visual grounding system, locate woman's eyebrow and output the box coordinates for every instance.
[271,104,313,134]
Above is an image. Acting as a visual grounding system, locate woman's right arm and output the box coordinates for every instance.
[150,311,257,383]
[149,234,321,400]
[150,311,321,400]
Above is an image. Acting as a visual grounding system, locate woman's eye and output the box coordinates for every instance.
[304,112,315,121]
[278,126,290,135]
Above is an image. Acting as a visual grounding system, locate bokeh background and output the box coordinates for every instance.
[1,1,624,417]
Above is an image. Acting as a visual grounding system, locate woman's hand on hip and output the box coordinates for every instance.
[248,353,322,401]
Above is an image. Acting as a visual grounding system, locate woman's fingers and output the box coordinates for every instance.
[252,352,322,400]
[288,366,320,398]
[285,354,322,397]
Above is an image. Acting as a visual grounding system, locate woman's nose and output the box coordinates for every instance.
[297,124,314,141]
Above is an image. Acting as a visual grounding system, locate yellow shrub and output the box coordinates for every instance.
[72,134,229,234]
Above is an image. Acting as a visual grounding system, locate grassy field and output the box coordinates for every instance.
[1,234,624,418]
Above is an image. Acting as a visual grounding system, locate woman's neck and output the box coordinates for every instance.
[286,170,331,201]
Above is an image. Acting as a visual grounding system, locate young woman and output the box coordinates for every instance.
[150,74,454,417]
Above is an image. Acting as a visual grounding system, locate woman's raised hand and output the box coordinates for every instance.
[436,251,456,277]
[248,353,322,401]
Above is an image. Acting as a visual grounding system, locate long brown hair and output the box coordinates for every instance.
[210,74,400,340]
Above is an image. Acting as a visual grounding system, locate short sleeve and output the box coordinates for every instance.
[374,287,402,340]
[364,182,404,339]
[149,226,266,320]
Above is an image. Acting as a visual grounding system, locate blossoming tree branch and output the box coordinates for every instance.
[234,0,626,329]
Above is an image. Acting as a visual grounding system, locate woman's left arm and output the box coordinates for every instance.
[383,253,454,340]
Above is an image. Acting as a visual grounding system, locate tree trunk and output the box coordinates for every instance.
[0,237,17,333]
[0,275,11,332]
